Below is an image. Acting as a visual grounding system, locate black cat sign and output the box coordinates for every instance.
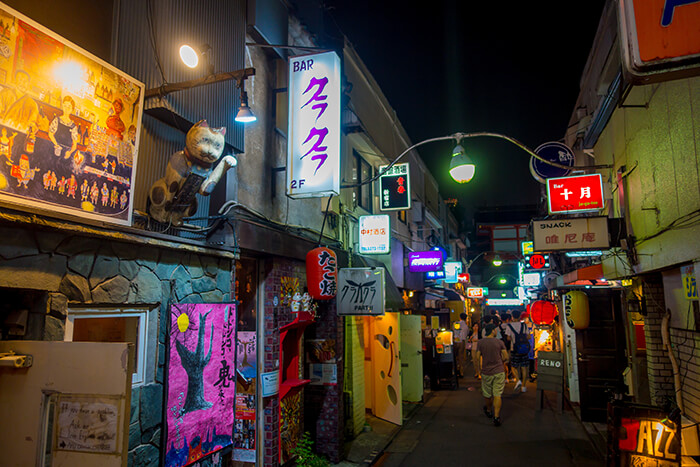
[286,51,341,199]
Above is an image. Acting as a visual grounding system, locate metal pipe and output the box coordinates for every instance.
[661,309,684,413]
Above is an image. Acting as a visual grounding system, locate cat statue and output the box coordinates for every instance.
[148,120,237,225]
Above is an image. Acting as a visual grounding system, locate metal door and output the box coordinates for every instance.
[0,341,132,467]
[371,312,402,425]
[575,289,627,422]
[400,314,423,402]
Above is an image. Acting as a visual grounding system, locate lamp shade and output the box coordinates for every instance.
[235,91,257,123]
[492,254,503,266]
[449,144,475,183]
[306,247,337,300]
[530,300,558,325]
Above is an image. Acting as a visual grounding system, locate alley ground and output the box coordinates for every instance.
[337,371,606,467]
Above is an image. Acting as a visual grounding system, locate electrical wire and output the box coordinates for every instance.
[146,0,168,84]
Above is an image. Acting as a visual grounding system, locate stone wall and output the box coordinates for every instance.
[0,224,233,467]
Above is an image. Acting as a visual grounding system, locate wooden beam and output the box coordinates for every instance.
[145,67,256,99]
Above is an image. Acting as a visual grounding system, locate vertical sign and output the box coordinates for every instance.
[359,215,390,254]
[337,268,386,316]
[287,51,341,198]
[681,265,698,300]
[379,163,411,211]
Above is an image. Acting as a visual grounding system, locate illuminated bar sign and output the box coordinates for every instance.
[547,174,604,214]
[467,287,485,298]
[444,261,462,284]
[426,270,445,280]
[379,163,411,211]
[358,215,390,254]
[619,0,700,84]
[287,51,341,198]
[408,250,443,273]
[532,217,610,251]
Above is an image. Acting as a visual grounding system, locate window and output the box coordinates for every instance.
[352,149,372,212]
[65,307,154,385]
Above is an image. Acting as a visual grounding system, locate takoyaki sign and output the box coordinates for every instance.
[0,4,143,226]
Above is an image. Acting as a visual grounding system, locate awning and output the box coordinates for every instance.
[354,256,405,312]
[426,287,462,301]
[562,263,604,285]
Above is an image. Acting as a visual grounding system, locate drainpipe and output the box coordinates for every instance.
[661,310,684,413]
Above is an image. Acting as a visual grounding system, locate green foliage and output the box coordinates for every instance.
[291,432,330,467]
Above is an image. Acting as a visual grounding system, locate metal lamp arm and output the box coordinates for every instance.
[341,131,611,189]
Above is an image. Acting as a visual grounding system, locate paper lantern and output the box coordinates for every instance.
[563,291,590,329]
[306,247,337,300]
[530,300,558,325]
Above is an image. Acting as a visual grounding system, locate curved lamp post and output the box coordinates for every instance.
[341,132,612,188]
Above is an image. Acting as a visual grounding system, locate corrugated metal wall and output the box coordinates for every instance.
[113,0,246,215]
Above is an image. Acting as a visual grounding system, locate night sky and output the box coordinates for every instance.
[325,1,607,224]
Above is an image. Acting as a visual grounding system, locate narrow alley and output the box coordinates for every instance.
[342,372,605,467]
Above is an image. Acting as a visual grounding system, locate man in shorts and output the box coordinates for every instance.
[476,323,509,426]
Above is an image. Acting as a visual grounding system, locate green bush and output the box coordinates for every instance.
[291,432,330,467]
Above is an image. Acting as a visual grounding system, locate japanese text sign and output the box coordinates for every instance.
[287,51,341,198]
[619,0,700,83]
[532,217,610,251]
[444,261,462,284]
[681,265,698,301]
[547,174,604,214]
[467,287,485,298]
[0,4,143,226]
[426,270,445,280]
[408,250,444,273]
[359,215,390,254]
[379,163,411,211]
[338,268,385,316]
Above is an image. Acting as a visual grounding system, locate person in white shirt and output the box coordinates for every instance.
[453,313,469,377]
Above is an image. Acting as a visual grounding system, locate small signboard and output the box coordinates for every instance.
[358,215,390,254]
[261,371,279,397]
[444,261,462,284]
[408,250,444,273]
[532,217,610,251]
[467,287,485,298]
[536,351,564,393]
[337,267,385,316]
[379,163,411,211]
[681,264,698,301]
[530,142,575,183]
[547,174,605,214]
[607,401,681,467]
[426,270,446,280]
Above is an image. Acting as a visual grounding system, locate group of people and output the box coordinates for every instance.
[455,309,536,427]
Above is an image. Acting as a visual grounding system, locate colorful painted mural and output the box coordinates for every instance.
[280,392,303,464]
[0,4,143,225]
[165,304,236,467]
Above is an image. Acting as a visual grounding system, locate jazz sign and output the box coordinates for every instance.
[287,51,341,198]
[337,268,385,316]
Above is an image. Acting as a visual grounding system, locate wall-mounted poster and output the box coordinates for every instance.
[233,331,256,463]
[0,3,143,226]
[165,304,237,467]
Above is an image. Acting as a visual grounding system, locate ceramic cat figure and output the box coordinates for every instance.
[148,120,237,225]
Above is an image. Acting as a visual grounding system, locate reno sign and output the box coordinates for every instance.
[408,251,444,273]
[287,51,341,198]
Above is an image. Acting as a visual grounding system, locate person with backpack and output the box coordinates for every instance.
[505,309,532,393]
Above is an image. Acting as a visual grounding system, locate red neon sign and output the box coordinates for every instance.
[547,174,604,214]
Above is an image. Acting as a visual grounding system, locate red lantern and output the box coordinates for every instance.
[530,300,558,325]
[306,247,337,300]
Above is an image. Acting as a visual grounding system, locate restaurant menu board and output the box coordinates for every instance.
[0,3,143,226]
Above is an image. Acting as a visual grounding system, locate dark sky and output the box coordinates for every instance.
[325,1,607,223]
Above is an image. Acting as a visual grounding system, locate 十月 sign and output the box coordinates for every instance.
[547,174,604,214]
[619,0,700,84]
[532,217,610,251]
[379,163,411,211]
[287,51,341,198]
[359,215,390,254]
[408,250,444,273]
[338,267,385,316]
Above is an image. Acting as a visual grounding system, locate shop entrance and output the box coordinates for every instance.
[575,288,626,422]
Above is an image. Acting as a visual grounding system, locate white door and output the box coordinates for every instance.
[400,314,423,402]
[371,312,402,425]
[0,341,132,467]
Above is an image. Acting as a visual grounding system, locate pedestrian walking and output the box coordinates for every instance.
[476,323,508,426]
[505,309,532,393]
[468,322,481,379]
[454,312,469,377]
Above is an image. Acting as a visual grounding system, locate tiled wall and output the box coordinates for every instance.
[344,316,366,437]
[642,273,675,408]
